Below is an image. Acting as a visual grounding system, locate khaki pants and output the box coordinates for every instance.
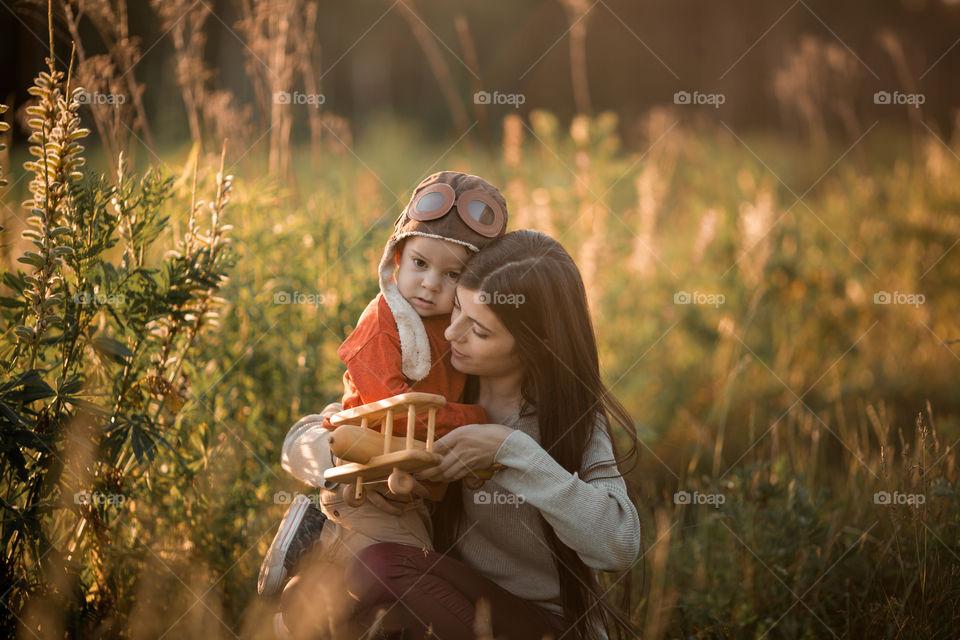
[313,487,433,568]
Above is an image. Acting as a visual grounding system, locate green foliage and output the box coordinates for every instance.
[0,56,235,637]
[653,409,960,638]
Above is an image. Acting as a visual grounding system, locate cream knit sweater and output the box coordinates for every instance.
[280,408,641,637]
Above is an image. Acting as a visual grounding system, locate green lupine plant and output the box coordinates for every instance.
[0,49,235,637]
[15,54,89,367]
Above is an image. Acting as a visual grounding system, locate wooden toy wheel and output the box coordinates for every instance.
[464,475,485,490]
[343,480,366,506]
[387,468,415,495]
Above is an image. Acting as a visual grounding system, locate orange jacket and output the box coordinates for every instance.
[323,295,488,500]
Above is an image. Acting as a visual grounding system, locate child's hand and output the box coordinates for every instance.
[366,480,430,515]
[320,402,343,420]
[416,424,514,483]
[366,490,403,515]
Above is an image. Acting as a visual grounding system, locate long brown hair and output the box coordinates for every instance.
[433,229,643,640]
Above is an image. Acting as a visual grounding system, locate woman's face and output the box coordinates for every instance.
[444,287,523,378]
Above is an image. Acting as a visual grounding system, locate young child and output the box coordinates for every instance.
[259,171,509,596]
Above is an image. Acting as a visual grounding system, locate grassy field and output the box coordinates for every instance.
[2,77,960,639]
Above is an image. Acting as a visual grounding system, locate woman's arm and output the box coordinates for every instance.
[493,423,641,572]
[418,420,641,572]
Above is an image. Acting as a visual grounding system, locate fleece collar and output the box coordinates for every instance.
[377,236,432,381]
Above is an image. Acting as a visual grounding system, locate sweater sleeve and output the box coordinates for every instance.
[344,332,489,435]
[281,412,339,489]
[492,420,641,572]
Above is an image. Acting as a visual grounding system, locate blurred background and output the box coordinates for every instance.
[4,0,960,142]
[1,0,959,638]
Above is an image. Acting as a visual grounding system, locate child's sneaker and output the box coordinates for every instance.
[258,493,328,595]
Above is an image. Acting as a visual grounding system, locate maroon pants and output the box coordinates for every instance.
[345,542,568,640]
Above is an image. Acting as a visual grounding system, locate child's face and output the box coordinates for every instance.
[396,236,471,317]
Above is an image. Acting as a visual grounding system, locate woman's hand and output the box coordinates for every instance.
[416,424,514,483]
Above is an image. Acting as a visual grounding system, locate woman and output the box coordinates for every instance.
[281,230,643,640]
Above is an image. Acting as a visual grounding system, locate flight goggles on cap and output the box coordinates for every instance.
[407,183,506,238]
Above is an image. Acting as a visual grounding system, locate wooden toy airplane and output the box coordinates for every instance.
[323,392,503,506]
